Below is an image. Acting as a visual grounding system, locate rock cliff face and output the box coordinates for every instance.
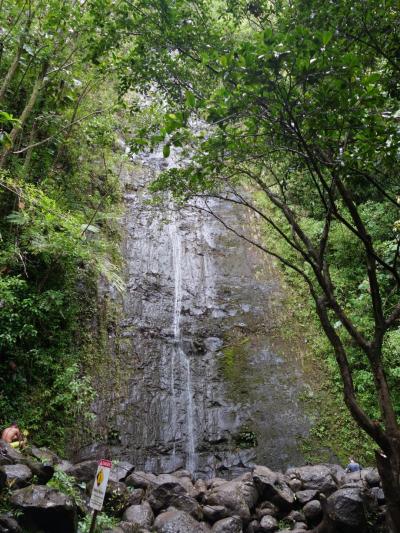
[81,148,310,476]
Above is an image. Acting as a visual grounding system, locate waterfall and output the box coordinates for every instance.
[81,145,311,476]
[169,216,197,472]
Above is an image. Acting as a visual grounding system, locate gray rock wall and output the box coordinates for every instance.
[80,149,310,476]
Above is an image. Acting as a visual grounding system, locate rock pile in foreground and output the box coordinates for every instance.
[0,441,388,532]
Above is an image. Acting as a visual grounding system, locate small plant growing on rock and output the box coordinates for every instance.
[78,512,117,533]
[234,426,258,448]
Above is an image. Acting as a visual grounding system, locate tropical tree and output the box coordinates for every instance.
[0,0,129,444]
[121,0,400,529]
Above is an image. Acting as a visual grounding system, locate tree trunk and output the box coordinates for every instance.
[0,61,48,168]
[376,443,400,533]
[0,16,32,102]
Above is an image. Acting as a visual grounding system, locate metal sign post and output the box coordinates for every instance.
[88,459,112,532]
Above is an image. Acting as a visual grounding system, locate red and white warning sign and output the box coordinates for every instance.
[89,459,112,511]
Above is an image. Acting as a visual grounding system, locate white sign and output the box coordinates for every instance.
[89,459,112,511]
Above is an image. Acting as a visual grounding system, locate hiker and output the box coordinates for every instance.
[1,422,26,448]
[345,457,362,473]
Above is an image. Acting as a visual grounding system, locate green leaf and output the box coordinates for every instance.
[6,211,29,225]
[163,144,170,158]
[185,91,196,108]
[321,31,333,46]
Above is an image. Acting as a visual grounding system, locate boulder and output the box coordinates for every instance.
[247,520,259,533]
[203,505,228,523]
[364,468,380,487]
[303,499,322,523]
[259,514,278,531]
[286,510,305,524]
[122,502,154,528]
[211,516,242,532]
[1,464,32,489]
[65,459,98,482]
[195,478,208,501]
[323,464,346,482]
[209,478,227,490]
[177,476,198,498]
[127,488,144,505]
[54,460,73,474]
[0,515,22,532]
[110,461,135,482]
[327,487,367,531]
[370,486,385,504]
[154,509,208,532]
[295,489,318,505]
[155,473,197,496]
[173,469,192,479]
[147,476,202,518]
[293,523,307,530]
[286,465,337,495]
[20,458,54,485]
[125,471,157,490]
[10,485,77,533]
[255,501,278,519]
[253,466,294,510]
[288,478,302,492]
[26,446,61,466]
[206,479,257,522]
[0,442,23,465]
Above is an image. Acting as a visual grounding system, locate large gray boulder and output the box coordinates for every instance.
[26,446,61,466]
[195,478,208,501]
[122,502,154,528]
[10,485,77,533]
[126,488,144,506]
[295,489,318,505]
[0,514,22,532]
[259,514,278,532]
[286,465,337,494]
[125,471,157,490]
[303,499,322,523]
[147,475,202,518]
[0,443,53,484]
[110,461,134,482]
[0,442,23,465]
[206,478,257,522]
[0,464,32,489]
[154,509,209,532]
[65,459,98,482]
[253,466,294,510]
[364,468,380,487]
[255,501,278,519]
[370,486,385,504]
[327,487,367,532]
[211,516,242,532]
[203,505,228,523]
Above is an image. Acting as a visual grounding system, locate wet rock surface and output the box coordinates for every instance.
[79,152,311,476]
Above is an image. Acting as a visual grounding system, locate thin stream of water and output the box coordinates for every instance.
[169,216,197,471]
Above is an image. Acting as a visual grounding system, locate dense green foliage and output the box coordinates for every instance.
[0,0,128,448]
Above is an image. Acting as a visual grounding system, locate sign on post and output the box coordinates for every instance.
[89,459,112,511]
